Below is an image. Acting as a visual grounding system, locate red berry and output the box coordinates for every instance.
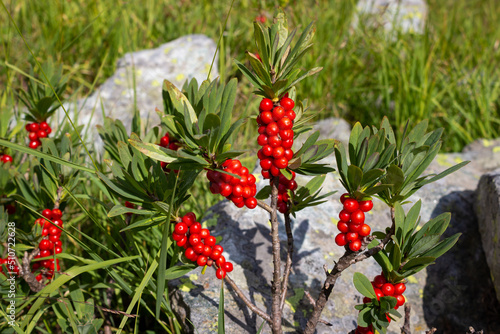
[54,246,63,254]
[286,110,296,121]
[190,222,202,234]
[216,268,226,279]
[205,236,216,247]
[262,145,273,156]
[343,199,359,213]
[259,98,273,111]
[188,234,201,246]
[335,233,348,246]
[394,282,406,295]
[51,209,63,219]
[349,240,362,252]
[261,170,271,179]
[277,117,292,130]
[216,255,226,267]
[160,136,170,147]
[223,262,233,273]
[220,183,232,197]
[39,250,51,258]
[42,209,53,219]
[272,106,285,120]
[48,234,60,243]
[337,222,349,233]
[358,224,371,237]
[203,245,213,257]
[374,288,384,300]
[260,111,273,124]
[348,223,362,233]
[256,134,268,146]
[272,147,285,159]
[28,123,39,132]
[339,210,351,222]
[232,185,243,197]
[37,130,48,138]
[228,160,242,171]
[193,242,204,254]
[231,195,244,205]
[279,129,293,140]
[185,248,197,261]
[266,122,279,136]
[48,226,61,235]
[396,294,405,307]
[346,232,358,242]
[278,202,287,213]
[280,97,295,110]
[54,240,62,247]
[270,165,280,176]
[39,240,53,251]
[287,180,297,191]
[28,132,38,141]
[210,250,222,260]
[350,210,365,225]
[284,149,293,160]
[373,275,386,288]
[29,140,41,149]
[174,222,188,235]
[340,193,349,204]
[242,186,251,198]
[210,183,221,194]
[268,135,282,148]
[200,228,210,239]
[359,200,373,212]
[363,297,371,304]
[282,139,293,149]
[247,174,256,184]
[172,233,184,241]
[39,121,49,131]
[258,126,266,134]
[260,158,272,170]
[274,157,288,169]
[245,197,257,209]
[381,283,395,296]
[197,256,208,267]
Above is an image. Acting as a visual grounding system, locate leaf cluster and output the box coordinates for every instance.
[370,201,461,282]
[235,12,322,100]
[353,273,401,334]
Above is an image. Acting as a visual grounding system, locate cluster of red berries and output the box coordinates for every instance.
[256,96,296,179]
[207,159,258,209]
[276,172,297,213]
[172,212,234,279]
[25,122,52,149]
[0,154,13,164]
[334,194,373,252]
[158,132,181,169]
[355,274,406,333]
[0,257,19,276]
[32,208,63,281]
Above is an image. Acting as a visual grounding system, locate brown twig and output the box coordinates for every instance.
[280,211,294,311]
[222,272,271,324]
[257,199,272,214]
[303,291,332,326]
[401,303,411,334]
[302,207,396,334]
[53,185,64,209]
[269,176,283,333]
[20,250,45,292]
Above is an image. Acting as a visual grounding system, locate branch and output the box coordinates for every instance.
[280,211,294,311]
[269,176,283,333]
[257,199,272,213]
[53,185,64,209]
[303,291,332,326]
[302,207,396,334]
[401,303,411,334]
[223,271,272,324]
[20,249,45,292]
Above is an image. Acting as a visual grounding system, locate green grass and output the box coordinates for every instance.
[2,0,500,152]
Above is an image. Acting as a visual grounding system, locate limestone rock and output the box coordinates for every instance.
[474,169,500,303]
[353,0,428,34]
[58,34,218,148]
[172,119,500,333]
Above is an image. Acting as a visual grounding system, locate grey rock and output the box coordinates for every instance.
[353,0,428,34]
[474,169,500,303]
[58,34,218,148]
[173,119,500,333]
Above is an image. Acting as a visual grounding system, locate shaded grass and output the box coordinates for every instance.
[1,0,499,153]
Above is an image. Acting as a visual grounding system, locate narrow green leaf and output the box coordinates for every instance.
[353,272,376,298]
[164,264,197,280]
[218,280,225,334]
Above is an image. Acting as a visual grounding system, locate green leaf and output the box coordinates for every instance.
[357,307,372,327]
[164,264,197,280]
[347,165,363,191]
[128,139,176,163]
[107,205,155,217]
[256,186,272,200]
[234,59,264,88]
[218,280,225,334]
[401,256,435,272]
[349,122,363,165]
[420,233,461,259]
[163,79,197,124]
[407,234,441,258]
[353,272,376,298]
[304,175,326,195]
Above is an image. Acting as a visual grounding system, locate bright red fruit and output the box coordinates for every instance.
[358,224,371,237]
[277,117,292,130]
[260,111,273,124]
[223,262,233,273]
[335,233,348,246]
[272,106,285,120]
[29,140,41,149]
[266,122,279,136]
[28,123,39,132]
[381,283,395,296]
[39,121,49,131]
[340,193,349,204]
[396,294,405,307]
[197,256,208,267]
[160,136,170,147]
[174,222,188,235]
[274,157,288,169]
[28,132,38,141]
[394,282,406,295]
[42,209,53,219]
[338,210,351,222]
[51,209,63,219]
[216,268,226,279]
[257,134,268,146]
[245,197,257,209]
[349,240,362,252]
[350,210,365,224]
[343,199,359,212]
[337,222,349,233]
[280,97,294,110]
[373,275,386,288]
[286,110,296,121]
[359,200,373,212]
[346,232,358,242]
[259,98,273,111]
[374,288,384,300]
